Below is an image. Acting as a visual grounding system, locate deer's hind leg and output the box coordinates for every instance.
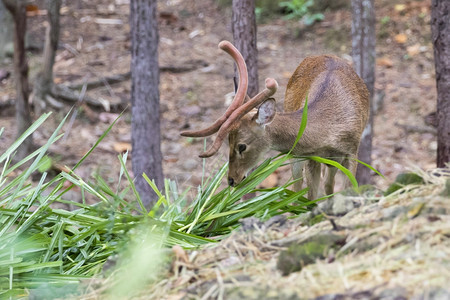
[306,160,321,200]
[342,153,358,189]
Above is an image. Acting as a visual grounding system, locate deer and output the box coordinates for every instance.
[181,41,369,200]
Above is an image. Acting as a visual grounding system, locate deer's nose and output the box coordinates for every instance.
[228,177,235,186]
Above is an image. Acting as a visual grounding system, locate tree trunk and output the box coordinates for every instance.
[232,0,258,200]
[351,0,375,184]
[0,0,13,59]
[232,0,259,98]
[2,0,32,160]
[130,0,164,208]
[33,0,62,115]
[431,0,450,168]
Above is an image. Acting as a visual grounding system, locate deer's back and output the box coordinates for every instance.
[283,55,369,116]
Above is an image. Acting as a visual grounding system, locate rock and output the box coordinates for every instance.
[168,143,182,155]
[297,211,312,225]
[314,197,333,215]
[180,105,201,117]
[0,69,10,81]
[331,194,355,216]
[182,158,198,170]
[264,215,287,228]
[316,287,408,300]
[225,285,300,300]
[239,217,262,232]
[441,179,450,197]
[160,102,169,113]
[382,205,407,220]
[378,287,408,300]
[277,233,346,276]
[412,288,450,300]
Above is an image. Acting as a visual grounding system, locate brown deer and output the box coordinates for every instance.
[181,41,369,200]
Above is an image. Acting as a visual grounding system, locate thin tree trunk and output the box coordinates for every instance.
[232,0,258,98]
[0,1,13,59]
[232,0,258,200]
[431,0,450,167]
[33,0,62,115]
[2,0,32,160]
[130,0,164,208]
[351,0,375,184]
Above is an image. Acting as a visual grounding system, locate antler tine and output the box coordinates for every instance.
[199,78,278,158]
[180,41,248,137]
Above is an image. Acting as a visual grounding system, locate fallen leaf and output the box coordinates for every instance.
[259,173,278,189]
[395,4,406,12]
[189,29,204,39]
[172,245,189,263]
[282,71,292,79]
[26,4,39,12]
[164,157,179,163]
[159,11,178,24]
[54,163,71,173]
[407,203,425,219]
[394,33,407,44]
[377,57,394,68]
[26,4,46,17]
[99,112,120,123]
[60,6,70,15]
[113,142,132,153]
[407,44,421,56]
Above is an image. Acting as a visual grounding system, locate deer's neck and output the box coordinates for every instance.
[266,110,317,155]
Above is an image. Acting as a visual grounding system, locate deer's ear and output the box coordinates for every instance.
[255,98,276,126]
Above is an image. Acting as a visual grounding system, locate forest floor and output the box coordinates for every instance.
[0,0,438,200]
[132,169,449,300]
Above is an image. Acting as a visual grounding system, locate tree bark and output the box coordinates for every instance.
[33,0,62,115]
[232,0,259,98]
[0,0,13,59]
[431,0,450,168]
[2,0,32,160]
[130,0,164,208]
[351,0,375,184]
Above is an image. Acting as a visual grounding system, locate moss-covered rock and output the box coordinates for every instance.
[277,233,346,276]
[385,172,424,196]
[441,179,450,197]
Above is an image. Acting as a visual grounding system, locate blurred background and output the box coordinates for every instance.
[0,0,438,200]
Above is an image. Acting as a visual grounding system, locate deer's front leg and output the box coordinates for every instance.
[324,165,338,195]
[306,160,321,200]
[291,160,305,192]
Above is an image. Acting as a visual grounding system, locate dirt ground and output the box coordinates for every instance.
[0,0,438,199]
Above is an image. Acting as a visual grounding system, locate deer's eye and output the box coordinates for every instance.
[238,144,247,154]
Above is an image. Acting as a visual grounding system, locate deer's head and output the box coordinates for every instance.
[181,41,278,187]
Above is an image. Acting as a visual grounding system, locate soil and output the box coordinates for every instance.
[0,0,438,199]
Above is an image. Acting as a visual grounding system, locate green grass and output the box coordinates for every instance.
[0,110,369,298]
